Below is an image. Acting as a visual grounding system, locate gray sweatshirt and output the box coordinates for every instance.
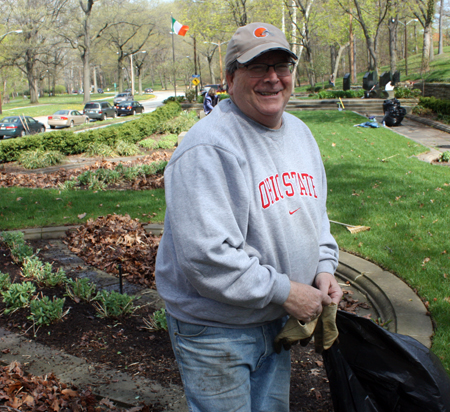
[155,99,339,328]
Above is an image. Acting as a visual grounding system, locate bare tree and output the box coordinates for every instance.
[1,0,69,103]
[337,0,391,73]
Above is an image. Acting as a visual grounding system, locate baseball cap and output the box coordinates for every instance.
[225,23,298,69]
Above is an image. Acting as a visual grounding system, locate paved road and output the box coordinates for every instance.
[35,90,175,133]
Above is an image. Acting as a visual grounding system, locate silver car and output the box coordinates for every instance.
[113,92,133,105]
[48,110,89,129]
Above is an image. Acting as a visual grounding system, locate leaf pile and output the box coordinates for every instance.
[0,361,103,411]
[0,152,172,190]
[63,214,160,288]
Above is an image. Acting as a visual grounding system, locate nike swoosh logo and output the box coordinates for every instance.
[289,208,301,215]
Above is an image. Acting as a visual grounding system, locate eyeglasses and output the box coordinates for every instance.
[242,62,295,78]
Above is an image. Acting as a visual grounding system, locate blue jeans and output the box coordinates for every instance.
[166,313,291,412]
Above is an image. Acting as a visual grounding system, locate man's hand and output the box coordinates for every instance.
[282,281,331,323]
[314,272,343,305]
[282,273,343,323]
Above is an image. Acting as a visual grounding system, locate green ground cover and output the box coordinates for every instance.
[0,187,166,230]
[293,110,450,370]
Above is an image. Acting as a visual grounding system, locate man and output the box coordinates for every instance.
[155,22,342,411]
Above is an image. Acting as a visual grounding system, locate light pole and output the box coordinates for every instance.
[204,41,230,86]
[397,19,418,76]
[0,29,23,42]
[0,30,23,114]
[129,51,146,96]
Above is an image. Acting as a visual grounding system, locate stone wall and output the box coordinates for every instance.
[412,83,450,100]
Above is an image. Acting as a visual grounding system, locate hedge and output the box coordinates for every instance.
[417,96,450,116]
[316,90,364,99]
[0,101,182,163]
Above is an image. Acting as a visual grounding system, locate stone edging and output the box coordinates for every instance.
[406,114,450,135]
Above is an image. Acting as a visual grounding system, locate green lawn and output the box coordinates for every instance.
[0,187,166,230]
[1,93,154,118]
[293,110,450,370]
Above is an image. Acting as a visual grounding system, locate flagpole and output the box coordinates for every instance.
[171,15,177,97]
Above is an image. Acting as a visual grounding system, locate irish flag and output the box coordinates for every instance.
[172,17,189,36]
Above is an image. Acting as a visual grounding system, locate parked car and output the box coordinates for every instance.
[113,92,133,105]
[124,88,132,93]
[0,116,46,139]
[115,101,145,116]
[48,110,89,129]
[144,88,154,93]
[97,88,104,94]
[83,101,116,121]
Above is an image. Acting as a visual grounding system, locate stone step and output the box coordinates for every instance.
[182,98,416,115]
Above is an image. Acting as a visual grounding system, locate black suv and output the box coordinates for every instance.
[115,101,144,116]
[113,92,133,105]
[83,101,116,121]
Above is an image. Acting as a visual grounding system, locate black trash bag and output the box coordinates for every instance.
[323,311,450,412]
[383,98,407,126]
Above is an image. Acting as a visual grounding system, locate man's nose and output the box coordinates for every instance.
[264,66,280,81]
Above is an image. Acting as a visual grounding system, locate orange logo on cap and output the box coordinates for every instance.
[254,27,269,38]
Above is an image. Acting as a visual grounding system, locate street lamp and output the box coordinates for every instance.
[397,19,418,76]
[129,51,146,96]
[0,29,23,114]
[204,41,230,86]
[0,29,23,43]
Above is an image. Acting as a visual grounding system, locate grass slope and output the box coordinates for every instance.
[293,110,450,370]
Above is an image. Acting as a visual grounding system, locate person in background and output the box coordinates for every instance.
[329,73,335,87]
[203,87,217,115]
[155,22,342,411]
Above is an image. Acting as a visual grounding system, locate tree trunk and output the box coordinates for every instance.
[388,16,398,74]
[93,66,98,92]
[422,24,433,73]
[82,33,91,103]
[438,0,444,54]
[330,45,337,75]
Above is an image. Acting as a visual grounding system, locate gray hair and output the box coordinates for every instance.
[226,60,241,76]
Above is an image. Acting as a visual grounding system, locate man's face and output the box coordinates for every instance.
[226,50,294,129]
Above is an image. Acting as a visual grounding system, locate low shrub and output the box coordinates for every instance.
[317,90,364,99]
[0,102,182,163]
[418,96,450,116]
[439,151,450,162]
[93,290,138,318]
[28,296,68,327]
[139,138,158,149]
[85,142,116,157]
[65,278,98,303]
[158,110,198,135]
[394,87,421,99]
[18,149,64,169]
[115,140,141,156]
[185,90,196,103]
[1,282,36,314]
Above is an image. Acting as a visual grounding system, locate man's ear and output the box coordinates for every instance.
[226,72,234,96]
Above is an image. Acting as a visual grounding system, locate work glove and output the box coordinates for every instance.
[274,316,318,354]
[313,303,338,354]
[274,303,339,354]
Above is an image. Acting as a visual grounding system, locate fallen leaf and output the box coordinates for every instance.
[16,197,22,201]
[78,213,87,219]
